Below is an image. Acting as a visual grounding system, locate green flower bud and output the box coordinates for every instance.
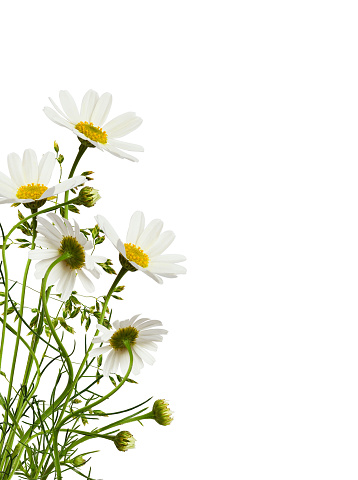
[71,455,86,467]
[76,187,101,208]
[152,399,174,426]
[54,141,59,153]
[114,431,136,452]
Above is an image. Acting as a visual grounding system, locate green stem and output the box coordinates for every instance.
[64,144,88,219]
[1,214,38,464]
[51,268,127,430]
[5,255,75,480]
[0,196,79,374]
[39,343,133,480]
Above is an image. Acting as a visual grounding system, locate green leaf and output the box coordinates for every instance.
[60,318,75,334]
[85,317,91,331]
[109,376,117,387]
[68,204,80,214]
[70,307,81,318]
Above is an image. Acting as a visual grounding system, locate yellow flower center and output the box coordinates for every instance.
[124,243,149,268]
[75,121,108,144]
[109,326,139,350]
[16,183,48,200]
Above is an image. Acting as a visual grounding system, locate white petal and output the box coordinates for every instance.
[119,349,131,376]
[128,314,142,325]
[47,262,65,285]
[46,213,68,237]
[28,249,59,260]
[137,219,163,251]
[35,236,58,249]
[60,270,76,301]
[77,269,95,293]
[146,231,176,257]
[113,320,120,330]
[34,257,59,280]
[103,144,140,162]
[7,153,24,186]
[49,96,70,120]
[133,344,156,365]
[108,139,144,152]
[22,149,38,184]
[148,262,187,275]
[91,92,112,126]
[88,345,112,358]
[136,319,164,330]
[59,90,80,123]
[139,328,168,336]
[96,324,111,335]
[132,348,144,372]
[103,349,116,376]
[150,253,186,263]
[135,265,163,284]
[43,107,72,128]
[0,184,16,198]
[126,211,145,244]
[111,350,121,374]
[80,89,99,121]
[42,175,86,198]
[38,152,56,185]
[0,174,16,190]
[103,112,137,134]
[136,340,158,351]
[37,217,62,240]
[55,267,71,292]
[95,215,126,256]
[104,114,143,138]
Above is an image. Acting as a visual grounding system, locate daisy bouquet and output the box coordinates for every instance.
[0,90,185,479]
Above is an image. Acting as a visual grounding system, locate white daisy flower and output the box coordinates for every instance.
[29,213,106,301]
[44,90,143,162]
[89,315,168,376]
[0,149,86,206]
[95,211,186,284]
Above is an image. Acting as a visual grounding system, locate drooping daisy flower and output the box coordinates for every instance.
[89,315,168,376]
[29,213,106,301]
[0,149,86,207]
[44,90,143,162]
[95,211,186,284]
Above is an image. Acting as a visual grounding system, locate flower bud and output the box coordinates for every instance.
[71,455,86,467]
[76,187,101,208]
[152,399,173,426]
[114,431,136,452]
[54,141,59,153]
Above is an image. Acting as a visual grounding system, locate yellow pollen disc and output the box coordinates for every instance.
[16,183,48,200]
[124,243,149,268]
[75,121,108,144]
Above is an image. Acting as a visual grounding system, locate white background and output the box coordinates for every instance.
[0,1,358,479]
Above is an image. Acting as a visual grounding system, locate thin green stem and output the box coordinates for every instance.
[64,144,88,219]
[0,196,79,374]
[39,343,133,480]
[5,255,75,479]
[51,268,127,431]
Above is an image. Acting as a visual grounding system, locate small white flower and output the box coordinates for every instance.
[29,213,106,301]
[44,90,143,162]
[0,149,85,205]
[89,315,168,376]
[95,211,186,284]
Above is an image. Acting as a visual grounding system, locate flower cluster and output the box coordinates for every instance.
[0,89,183,478]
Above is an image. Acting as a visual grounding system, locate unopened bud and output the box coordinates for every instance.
[76,187,101,208]
[114,431,136,452]
[152,399,173,426]
[71,455,86,467]
[54,141,59,153]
